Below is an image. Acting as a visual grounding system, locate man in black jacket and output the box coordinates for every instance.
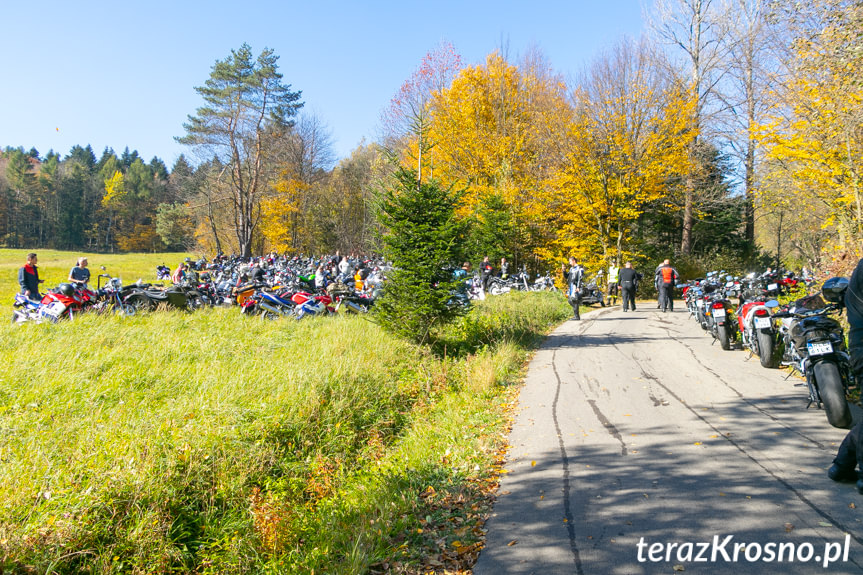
[18,252,44,300]
[618,262,640,312]
[562,256,584,320]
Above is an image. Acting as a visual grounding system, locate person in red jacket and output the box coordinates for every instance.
[655,259,680,312]
[18,252,44,300]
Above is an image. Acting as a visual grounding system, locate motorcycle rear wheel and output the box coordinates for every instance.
[717,324,731,350]
[814,361,852,429]
[756,330,778,368]
[489,284,503,296]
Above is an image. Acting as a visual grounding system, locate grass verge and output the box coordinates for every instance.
[0,289,570,573]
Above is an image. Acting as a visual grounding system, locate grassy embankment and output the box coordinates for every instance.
[0,250,571,573]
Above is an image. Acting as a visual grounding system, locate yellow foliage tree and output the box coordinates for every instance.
[537,41,696,272]
[756,1,863,246]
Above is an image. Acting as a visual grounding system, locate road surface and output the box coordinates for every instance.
[473,305,863,574]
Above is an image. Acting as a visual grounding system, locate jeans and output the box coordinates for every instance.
[833,421,863,477]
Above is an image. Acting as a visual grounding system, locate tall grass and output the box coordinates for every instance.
[0,248,570,573]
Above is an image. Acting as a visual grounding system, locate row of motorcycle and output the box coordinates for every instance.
[680,270,855,429]
[11,256,388,324]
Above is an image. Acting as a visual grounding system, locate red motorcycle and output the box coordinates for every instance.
[39,283,93,322]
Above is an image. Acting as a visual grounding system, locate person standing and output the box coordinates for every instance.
[656,259,680,312]
[829,259,863,490]
[562,256,584,320]
[500,257,509,280]
[480,256,494,295]
[68,257,91,288]
[607,259,620,306]
[618,262,639,312]
[18,252,44,300]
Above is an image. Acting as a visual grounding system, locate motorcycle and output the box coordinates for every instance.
[579,274,606,307]
[123,283,204,312]
[771,277,853,429]
[737,275,779,368]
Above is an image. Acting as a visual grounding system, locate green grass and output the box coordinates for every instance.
[0,251,571,574]
[0,249,193,300]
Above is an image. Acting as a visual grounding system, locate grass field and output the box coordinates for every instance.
[0,249,194,301]
[0,251,571,573]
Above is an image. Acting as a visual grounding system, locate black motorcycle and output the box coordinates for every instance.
[771,277,853,429]
[124,283,204,312]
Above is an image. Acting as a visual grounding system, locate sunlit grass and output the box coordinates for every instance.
[0,254,570,574]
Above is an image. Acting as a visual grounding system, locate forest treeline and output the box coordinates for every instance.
[1,0,860,276]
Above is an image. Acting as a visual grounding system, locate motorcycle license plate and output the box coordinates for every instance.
[754,317,771,329]
[696,300,703,308]
[713,308,726,318]
[767,283,778,291]
[807,341,833,356]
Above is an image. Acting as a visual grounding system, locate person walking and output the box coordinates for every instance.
[18,252,44,300]
[618,262,639,312]
[562,256,584,320]
[68,257,91,288]
[607,259,620,306]
[480,256,494,295]
[656,259,680,312]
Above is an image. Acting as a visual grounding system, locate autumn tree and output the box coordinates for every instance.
[380,42,462,184]
[650,0,732,255]
[177,43,303,257]
[756,0,863,254]
[540,39,694,271]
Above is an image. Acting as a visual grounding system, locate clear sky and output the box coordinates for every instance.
[0,1,646,168]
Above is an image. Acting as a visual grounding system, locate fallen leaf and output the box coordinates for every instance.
[531,461,536,467]
[785,523,794,532]
[694,442,703,446]
[452,541,462,548]
[850,503,856,509]
[507,540,518,546]
[719,492,726,496]
[819,522,832,527]
[673,565,685,571]
[643,493,649,499]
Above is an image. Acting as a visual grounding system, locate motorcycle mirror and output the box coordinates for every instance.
[765,299,779,308]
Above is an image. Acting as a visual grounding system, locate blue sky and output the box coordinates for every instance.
[0,1,645,168]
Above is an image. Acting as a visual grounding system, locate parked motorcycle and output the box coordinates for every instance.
[771,277,853,429]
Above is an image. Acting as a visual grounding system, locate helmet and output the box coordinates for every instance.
[821,276,849,304]
[58,283,75,296]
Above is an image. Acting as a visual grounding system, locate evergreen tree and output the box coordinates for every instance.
[374,168,467,344]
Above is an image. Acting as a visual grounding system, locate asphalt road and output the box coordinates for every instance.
[473,304,863,575]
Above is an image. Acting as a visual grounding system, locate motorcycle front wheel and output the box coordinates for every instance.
[814,361,852,429]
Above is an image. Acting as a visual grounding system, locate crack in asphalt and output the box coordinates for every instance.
[551,348,585,575]
[606,330,863,559]
[655,323,827,450]
[586,399,628,455]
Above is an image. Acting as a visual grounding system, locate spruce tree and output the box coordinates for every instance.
[375,168,467,344]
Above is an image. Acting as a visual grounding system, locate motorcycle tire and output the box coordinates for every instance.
[116,303,136,316]
[126,293,151,312]
[756,330,778,368]
[717,323,731,351]
[489,284,503,296]
[814,361,852,429]
[260,310,280,321]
